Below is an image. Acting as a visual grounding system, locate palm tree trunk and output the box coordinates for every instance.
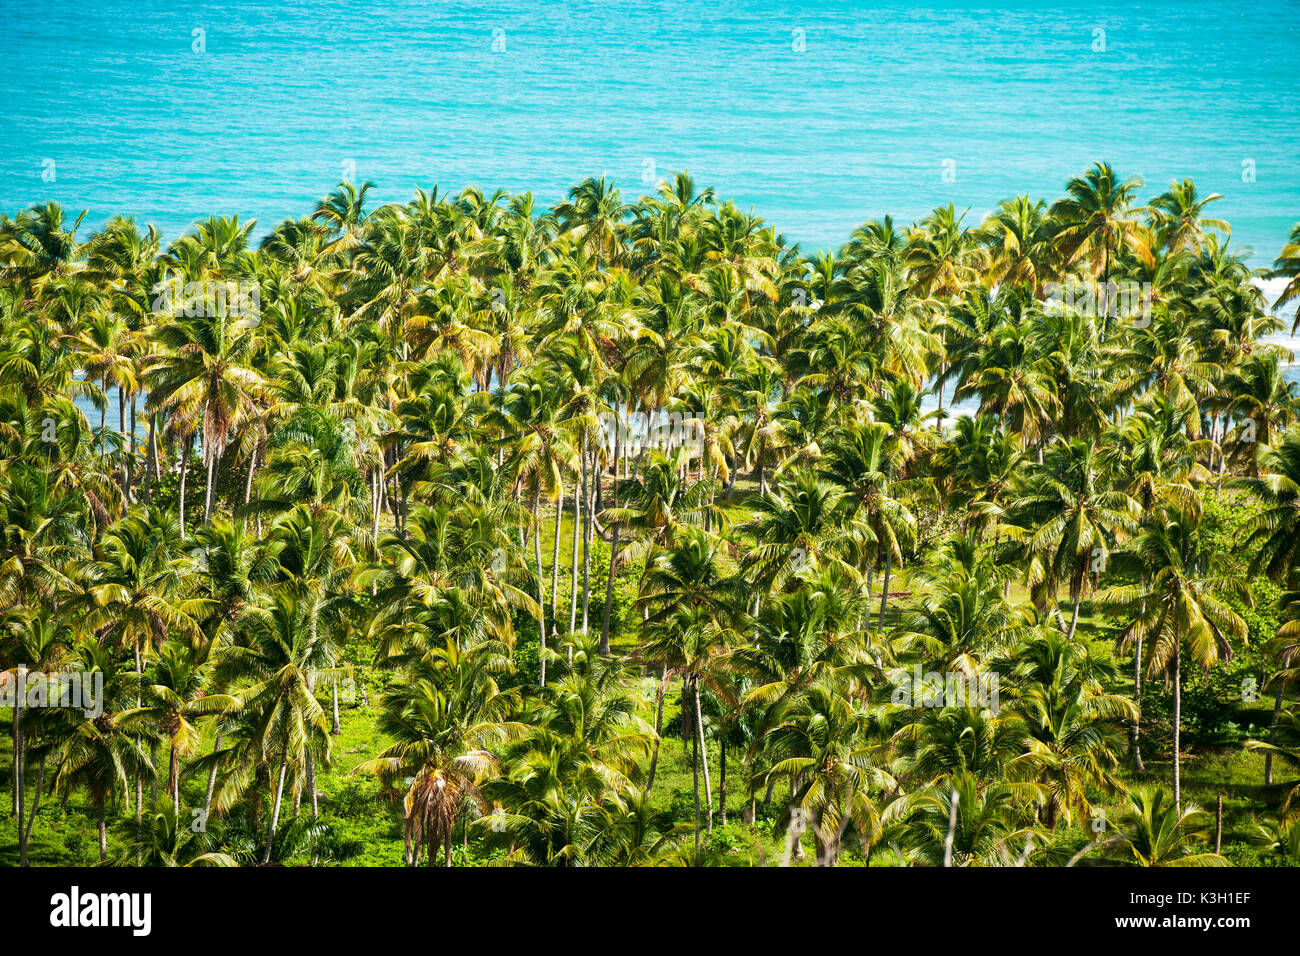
[581,441,594,636]
[134,647,144,821]
[262,748,289,864]
[599,522,619,657]
[691,697,701,850]
[143,739,156,809]
[119,387,130,501]
[876,557,893,632]
[332,679,341,735]
[178,434,192,536]
[1173,642,1182,811]
[719,738,727,826]
[204,443,217,523]
[305,747,318,818]
[1265,681,1285,786]
[569,465,581,635]
[550,480,564,644]
[646,665,669,793]
[151,415,161,481]
[23,755,44,852]
[1132,629,1145,772]
[170,742,180,818]
[203,731,222,820]
[14,666,24,866]
[1067,593,1082,640]
[143,414,156,504]
[98,804,107,863]
[531,489,546,686]
[694,677,713,833]
[243,447,257,515]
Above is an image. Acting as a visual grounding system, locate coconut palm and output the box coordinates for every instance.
[1098,509,1249,806]
[1099,787,1227,866]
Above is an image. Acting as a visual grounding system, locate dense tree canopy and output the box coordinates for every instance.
[2,164,1299,867]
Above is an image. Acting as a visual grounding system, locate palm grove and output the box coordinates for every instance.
[3,163,1300,867]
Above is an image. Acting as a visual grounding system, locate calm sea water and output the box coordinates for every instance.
[2,0,1297,410]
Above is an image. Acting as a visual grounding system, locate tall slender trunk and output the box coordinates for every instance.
[204,442,217,523]
[581,442,594,636]
[23,755,45,852]
[550,480,564,644]
[14,666,25,866]
[1265,682,1285,785]
[569,466,581,635]
[305,748,318,819]
[143,414,156,504]
[169,742,180,818]
[646,666,669,792]
[1214,792,1223,854]
[149,741,159,808]
[531,489,546,686]
[1132,630,1145,772]
[1172,643,1182,811]
[119,388,131,502]
[719,739,727,826]
[599,523,619,657]
[178,434,192,537]
[133,646,143,821]
[262,748,289,864]
[876,557,892,632]
[691,694,701,850]
[151,415,161,481]
[98,804,107,863]
[331,680,341,735]
[203,731,223,820]
[243,446,257,523]
[694,676,713,833]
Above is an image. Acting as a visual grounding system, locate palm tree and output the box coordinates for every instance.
[1098,509,1248,807]
[1048,163,1150,334]
[1100,788,1227,866]
[46,652,154,863]
[901,773,1043,866]
[1003,629,1133,828]
[1149,179,1229,253]
[818,421,917,630]
[356,641,519,866]
[111,802,239,866]
[219,591,335,864]
[1269,222,1300,330]
[121,640,238,817]
[1008,439,1139,637]
[1233,423,1300,580]
[145,305,266,530]
[639,528,742,840]
[760,679,891,864]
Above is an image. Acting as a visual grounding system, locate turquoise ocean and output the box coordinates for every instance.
[2,0,1298,407]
